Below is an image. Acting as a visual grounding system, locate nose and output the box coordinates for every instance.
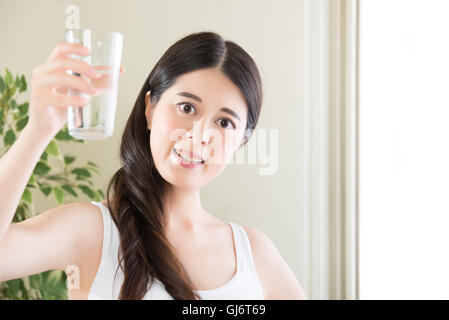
[185,124,213,145]
[186,131,213,146]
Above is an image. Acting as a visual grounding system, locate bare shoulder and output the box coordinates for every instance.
[73,201,105,240]
[241,225,272,249]
[241,225,308,300]
[55,201,105,266]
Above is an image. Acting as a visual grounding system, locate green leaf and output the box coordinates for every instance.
[29,273,41,289]
[33,161,51,175]
[62,184,78,197]
[13,205,23,223]
[64,155,76,165]
[71,168,91,178]
[16,116,29,132]
[45,140,59,156]
[26,175,36,189]
[53,187,64,204]
[10,99,17,109]
[97,189,104,198]
[0,75,5,93]
[3,88,13,103]
[39,184,52,196]
[22,189,32,204]
[86,162,100,175]
[86,165,100,174]
[4,68,13,86]
[5,278,25,298]
[12,112,20,121]
[55,128,73,141]
[18,102,29,115]
[40,151,48,161]
[8,86,16,98]
[78,184,96,199]
[46,175,68,182]
[20,75,27,92]
[38,270,67,299]
[4,129,16,146]
[87,161,98,168]
[15,75,21,88]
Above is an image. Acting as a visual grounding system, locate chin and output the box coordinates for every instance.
[154,157,204,188]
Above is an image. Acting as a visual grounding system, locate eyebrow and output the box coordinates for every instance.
[177,91,241,122]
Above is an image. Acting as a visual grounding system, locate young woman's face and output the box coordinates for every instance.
[145,67,248,190]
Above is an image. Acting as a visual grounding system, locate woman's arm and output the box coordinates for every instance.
[0,125,53,241]
[243,226,308,300]
[0,41,104,284]
[0,201,102,283]
[0,41,99,241]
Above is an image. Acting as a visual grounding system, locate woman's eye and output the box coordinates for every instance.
[217,118,236,130]
[177,103,235,129]
[177,103,196,114]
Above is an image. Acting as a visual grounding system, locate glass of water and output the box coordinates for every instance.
[64,28,123,140]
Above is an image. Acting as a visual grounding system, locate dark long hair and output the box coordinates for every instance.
[104,31,263,300]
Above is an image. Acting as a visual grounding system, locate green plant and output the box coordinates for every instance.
[0,67,105,299]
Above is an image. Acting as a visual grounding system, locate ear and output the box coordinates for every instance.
[145,91,154,130]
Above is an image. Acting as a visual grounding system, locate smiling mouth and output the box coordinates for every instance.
[172,147,205,165]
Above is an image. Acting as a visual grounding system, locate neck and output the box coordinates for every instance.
[163,185,208,232]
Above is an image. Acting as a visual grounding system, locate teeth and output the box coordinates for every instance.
[175,148,203,164]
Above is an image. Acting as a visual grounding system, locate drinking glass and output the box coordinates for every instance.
[64,28,123,139]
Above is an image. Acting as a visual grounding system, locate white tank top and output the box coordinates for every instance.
[87,201,265,300]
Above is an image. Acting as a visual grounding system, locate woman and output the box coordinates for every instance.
[0,31,307,300]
